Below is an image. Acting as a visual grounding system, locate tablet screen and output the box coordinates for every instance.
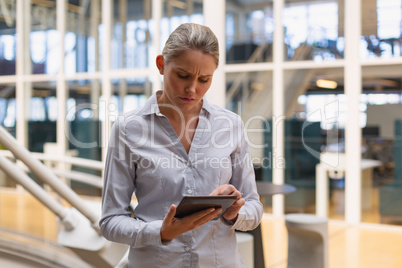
[174,195,237,220]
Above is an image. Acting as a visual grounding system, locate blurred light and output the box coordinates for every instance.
[316,79,337,89]
[298,95,307,105]
[251,82,264,91]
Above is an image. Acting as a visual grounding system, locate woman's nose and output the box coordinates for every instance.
[185,80,197,93]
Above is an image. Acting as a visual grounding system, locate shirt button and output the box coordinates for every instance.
[187,161,191,167]
[185,247,191,252]
[187,189,193,194]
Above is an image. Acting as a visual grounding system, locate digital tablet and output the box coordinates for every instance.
[174,195,238,220]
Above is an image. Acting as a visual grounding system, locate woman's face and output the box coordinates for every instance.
[156,50,217,114]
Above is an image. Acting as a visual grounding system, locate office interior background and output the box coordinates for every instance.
[0,0,401,266]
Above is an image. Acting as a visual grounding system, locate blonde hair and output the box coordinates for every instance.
[162,23,219,67]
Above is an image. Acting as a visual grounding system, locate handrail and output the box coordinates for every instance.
[0,150,104,171]
[0,126,100,233]
[0,150,103,188]
[0,154,78,230]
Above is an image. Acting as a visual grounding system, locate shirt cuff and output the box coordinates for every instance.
[220,216,236,226]
[161,239,172,245]
[142,220,165,246]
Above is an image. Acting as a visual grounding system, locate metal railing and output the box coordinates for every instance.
[0,126,100,230]
[0,149,104,188]
[0,125,128,268]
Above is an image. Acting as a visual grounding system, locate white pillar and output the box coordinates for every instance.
[344,0,362,224]
[119,0,128,113]
[56,0,67,155]
[203,0,225,108]
[101,0,113,162]
[152,0,162,93]
[272,0,285,217]
[16,0,31,148]
[90,0,100,120]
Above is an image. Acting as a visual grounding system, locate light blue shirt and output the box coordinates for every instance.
[100,91,263,267]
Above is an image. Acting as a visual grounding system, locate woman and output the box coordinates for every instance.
[100,23,263,267]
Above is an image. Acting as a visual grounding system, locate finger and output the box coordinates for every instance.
[185,207,219,224]
[210,184,237,196]
[164,204,177,222]
[232,198,246,208]
[209,185,224,196]
[193,208,222,226]
[222,198,245,220]
[185,207,216,222]
[161,205,178,241]
[232,189,242,200]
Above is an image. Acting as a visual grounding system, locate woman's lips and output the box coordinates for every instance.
[180,97,195,102]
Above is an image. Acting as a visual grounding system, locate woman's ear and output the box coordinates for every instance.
[156,55,164,75]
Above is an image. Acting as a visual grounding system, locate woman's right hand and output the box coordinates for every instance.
[160,204,222,242]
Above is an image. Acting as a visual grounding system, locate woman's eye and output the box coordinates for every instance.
[178,73,188,79]
[199,79,209,83]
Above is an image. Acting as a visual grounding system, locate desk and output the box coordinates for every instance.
[315,158,382,217]
[379,37,401,56]
[242,181,296,268]
[256,181,296,197]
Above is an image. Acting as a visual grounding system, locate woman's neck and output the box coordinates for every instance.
[157,92,202,123]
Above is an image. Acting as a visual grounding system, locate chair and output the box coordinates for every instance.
[285,213,328,268]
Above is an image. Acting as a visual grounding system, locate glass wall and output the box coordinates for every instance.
[0,2,16,76]
[362,66,402,225]
[160,0,204,49]
[66,79,102,161]
[29,1,59,75]
[27,81,57,153]
[360,0,402,59]
[225,0,274,63]
[0,0,401,227]
[64,0,102,74]
[0,83,16,137]
[225,70,273,211]
[284,0,341,61]
[112,0,152,70]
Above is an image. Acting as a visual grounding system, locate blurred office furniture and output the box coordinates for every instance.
[316,152,382,217]
[379,120,402,223]
[379,37,402,56]
[262,120,322,212]
[364,35,383,56]
[362,137,394,187]
[285,213,328,268]
[256,181,296,197]
[235,232,254,268]
[248,181,296,268]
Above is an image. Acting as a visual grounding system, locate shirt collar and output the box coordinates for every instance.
[141,92,160,116]
[141,90,215,116]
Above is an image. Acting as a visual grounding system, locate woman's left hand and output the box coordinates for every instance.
[209,184,246,222]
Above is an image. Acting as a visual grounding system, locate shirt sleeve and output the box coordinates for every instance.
[99,117,164,248]
[227,116,263,231]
